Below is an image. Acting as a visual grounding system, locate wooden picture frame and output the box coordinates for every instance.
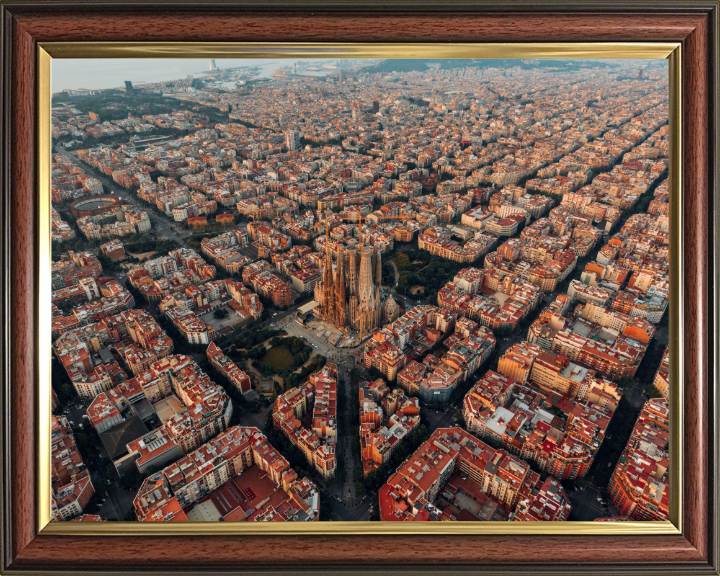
[1,1,717,574]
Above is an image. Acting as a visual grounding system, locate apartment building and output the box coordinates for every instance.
[358,383,420,477]
[463,371,614,480]
[206,342,252,395]
[87,355,232,464]
[273,364,338,479]
[653,346,670,399]
[134,426,320,522]
[379,428,568,521]
[51,416,95,521]
[608,399,669,521]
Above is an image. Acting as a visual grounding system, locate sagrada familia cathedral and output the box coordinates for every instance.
[314,234,391,335]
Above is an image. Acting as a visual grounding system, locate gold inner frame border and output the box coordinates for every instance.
[37,42,682,536]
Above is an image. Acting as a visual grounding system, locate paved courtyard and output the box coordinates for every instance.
[153,395,184,423]
[274,314,366,365]
[199,305,250,333]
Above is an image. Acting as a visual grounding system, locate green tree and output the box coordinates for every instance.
[291,338,305,354]
[353,465,363,483]
[60,383,76,403]
[354,481,366,497]
[368,367,384,381]
[120,469,143,491]
[248,345,265,360]
[394,253,410,270]
[94,478,109,494]
[369,493,380,521]
[454,410,465,428]
[644,383,664,399]
[617,377,635,390]
[213,308,229,319]
[319,493,333,520]
[349,368,360,385]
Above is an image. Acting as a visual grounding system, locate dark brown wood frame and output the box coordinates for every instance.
[1,2,717,574]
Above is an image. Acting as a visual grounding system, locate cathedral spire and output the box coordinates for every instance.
[334,246,347,327]
[374,247,382,285]
[316,216,383,336]
[321,216,335,322]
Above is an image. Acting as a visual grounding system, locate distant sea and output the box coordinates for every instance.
[51,58,293,92]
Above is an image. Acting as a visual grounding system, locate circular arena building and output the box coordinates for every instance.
[69,195,122,218]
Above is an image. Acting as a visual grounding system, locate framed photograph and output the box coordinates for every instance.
[1,1,717,574]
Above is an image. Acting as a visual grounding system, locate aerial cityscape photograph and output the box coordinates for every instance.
[49,56,670,525]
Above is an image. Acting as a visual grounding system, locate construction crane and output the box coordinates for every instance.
[323,211,419,247]
[321,211,418,249]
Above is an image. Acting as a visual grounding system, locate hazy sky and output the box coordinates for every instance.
[51,57,664,93]
[51,58,298,92]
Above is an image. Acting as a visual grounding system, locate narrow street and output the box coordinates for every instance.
[324,490,372,521]
[421,403,458,433]
[390,260,400,288]
[567,483,620,521]
[336,359,359,503]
